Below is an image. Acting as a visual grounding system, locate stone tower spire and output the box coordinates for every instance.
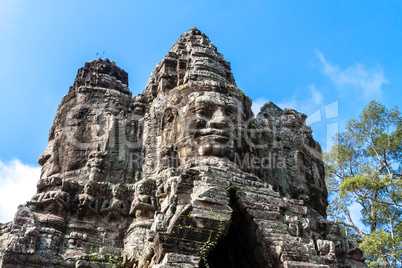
[37,58,139,183]
[70,58,130,93]
[143,27,236,100]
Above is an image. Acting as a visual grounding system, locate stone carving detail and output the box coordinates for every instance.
[130,179,156,221]
[101,186,128,217]
[0,28,366,267]
[78,182,98,216]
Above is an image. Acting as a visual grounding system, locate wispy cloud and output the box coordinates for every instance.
[251,97,269,115]
[315,50,388,99]
[0,159,40,223]
[252,85,324,116]
[276,84,324,114]
[310,85,324,105]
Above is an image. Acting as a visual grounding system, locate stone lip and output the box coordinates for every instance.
[71,58,130,94]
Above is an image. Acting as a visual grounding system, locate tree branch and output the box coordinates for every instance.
[328,213,366,238]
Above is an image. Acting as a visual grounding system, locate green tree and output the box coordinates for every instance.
[324,100,402,267]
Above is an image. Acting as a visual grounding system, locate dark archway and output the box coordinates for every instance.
[200,189,272,268]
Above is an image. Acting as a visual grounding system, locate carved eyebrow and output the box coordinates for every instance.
[195,100,214,106]
[193,98,243,115]
[224,103,241,112]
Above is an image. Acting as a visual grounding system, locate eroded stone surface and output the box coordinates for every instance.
[0,28,366,268]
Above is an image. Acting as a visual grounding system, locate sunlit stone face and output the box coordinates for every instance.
[176,91,246,159]
[38,99,113,180]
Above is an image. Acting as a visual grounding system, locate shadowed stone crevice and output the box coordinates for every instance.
[200,188,270,268]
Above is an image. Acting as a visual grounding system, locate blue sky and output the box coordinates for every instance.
[0,0,401,222]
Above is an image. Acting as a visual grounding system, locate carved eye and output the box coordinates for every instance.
[225,108,240,122]
[195,108,210,119]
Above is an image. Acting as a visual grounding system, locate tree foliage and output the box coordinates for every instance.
[324,100,402,267]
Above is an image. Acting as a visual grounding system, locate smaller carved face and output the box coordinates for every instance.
[135,180,156,196]
[112,187,124,198]
[136,184,146,195]
[83,183,92,194]
[88,152,106,168]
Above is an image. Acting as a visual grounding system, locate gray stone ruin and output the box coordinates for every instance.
[0,28,366,268]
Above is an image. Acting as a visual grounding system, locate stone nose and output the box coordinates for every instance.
[207,109,229,129]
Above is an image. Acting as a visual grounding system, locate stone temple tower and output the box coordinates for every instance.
[0,28,366,268]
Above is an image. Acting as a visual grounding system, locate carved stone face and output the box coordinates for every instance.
[136,183,146,195]
[112,187,124,198]
[38,99,113,180]
[38,133,61,179]
[175,91,246,160]
[135,180,155,196]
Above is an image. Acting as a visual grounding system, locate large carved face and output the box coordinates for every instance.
[38,100,113,180]
[174,91,247,160]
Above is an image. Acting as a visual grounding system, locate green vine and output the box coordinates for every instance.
[177,84,187,91]
[90,253,98,261]
[223,84,245,97]
[88,246,123,266]
[200,208,233,268]
[200,232,214,268]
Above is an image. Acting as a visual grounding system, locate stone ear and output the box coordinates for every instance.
[161,107,179,131]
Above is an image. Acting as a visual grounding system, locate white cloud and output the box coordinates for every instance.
[276,99,299,111]
[276,84,324,114]
[0,159,40,223]
[252,87,323,116]
[251,97,269,115]
[315,50,388,99]
[310,85,324,105]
